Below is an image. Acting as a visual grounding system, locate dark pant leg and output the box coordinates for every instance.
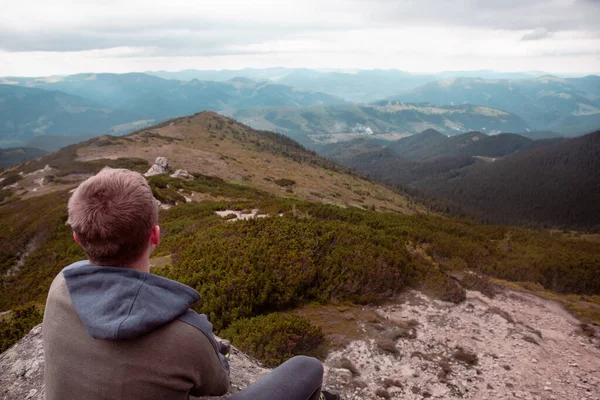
[230,356,324,400]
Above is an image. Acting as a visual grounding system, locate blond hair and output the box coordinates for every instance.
[67,167,158,267]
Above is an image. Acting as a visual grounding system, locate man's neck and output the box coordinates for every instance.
[127,257,151,273]
[90,257,150,273]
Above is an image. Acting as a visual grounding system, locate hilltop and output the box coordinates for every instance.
[0,112,417,214]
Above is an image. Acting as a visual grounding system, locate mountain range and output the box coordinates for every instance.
[0,84,140,148]
[321,128,600,229]
[0,73,344,148]
[226,101,530,146]
[391,75,600,136]
[146,68,551,103]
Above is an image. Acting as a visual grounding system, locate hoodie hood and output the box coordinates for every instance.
[62,261,201,340]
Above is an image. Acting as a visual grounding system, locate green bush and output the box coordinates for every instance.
[0,304,43,353]
[0,173,23,188]
[220,313,323,367]
[158,210,417,329]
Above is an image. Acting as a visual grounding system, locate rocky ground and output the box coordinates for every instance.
[324,289,600,399]
[1,288,599,400]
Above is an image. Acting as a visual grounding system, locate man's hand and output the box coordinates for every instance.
[218,339,231,360]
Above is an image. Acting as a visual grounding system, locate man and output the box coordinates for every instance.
[43,167,337,400]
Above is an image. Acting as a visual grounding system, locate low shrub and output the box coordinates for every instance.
[0,304,43,353]
[219,313,323,367]
[0,174,23,188]
[274,178,296,187]
[423,274,466,304]
[460,273,498,297]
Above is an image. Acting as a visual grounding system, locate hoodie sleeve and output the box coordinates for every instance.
[178,310,230,396]
[186,331,230,396]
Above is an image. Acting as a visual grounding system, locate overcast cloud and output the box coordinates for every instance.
[0,0,599,76]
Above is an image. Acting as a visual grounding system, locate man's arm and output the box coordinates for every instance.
[187,331,230,396]
[178,310,230,396]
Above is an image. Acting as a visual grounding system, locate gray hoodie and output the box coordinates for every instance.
[43,261,230,400]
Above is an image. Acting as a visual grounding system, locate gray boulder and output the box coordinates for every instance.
[144,157,171,177]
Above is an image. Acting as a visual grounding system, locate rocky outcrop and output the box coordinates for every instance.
[322,290,600,400]
[144,157,171,177]
[0,325,44,400]
[2,289,599,400]
[0,325,270,400]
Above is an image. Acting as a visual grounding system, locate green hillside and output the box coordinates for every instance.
[324,129,600,230]
[226,101,530,146]
[0,147,48,169]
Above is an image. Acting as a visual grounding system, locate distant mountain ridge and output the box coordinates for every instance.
[145,68,554,103]
[387,129,542,162]
[226,101,530,146]
[0,147,48,169]
[321,128,599,229]
[391,75,600,136]
[0,73,345,147]
[0,84,141,147]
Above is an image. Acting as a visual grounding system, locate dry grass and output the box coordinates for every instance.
[72,112,422,215]
[580,323,597,338]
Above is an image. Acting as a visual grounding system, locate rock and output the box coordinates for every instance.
[325,367,354,385]
[0,324,270,400]
[170,169,193,180]
[144,157,171,177]
[0,325,44,400]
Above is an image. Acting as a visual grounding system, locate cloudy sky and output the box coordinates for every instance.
[1,0,599,76]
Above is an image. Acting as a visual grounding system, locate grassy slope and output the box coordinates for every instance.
[23,111,418,214]
[1,111,599,357]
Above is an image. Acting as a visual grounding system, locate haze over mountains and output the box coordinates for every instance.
[147,68,552,103]
[0,72,344,148]
[1,67,599,231]
[391,75,600,136]
[3,68,598,152]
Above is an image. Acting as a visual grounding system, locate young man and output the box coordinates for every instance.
[43,167,336,400]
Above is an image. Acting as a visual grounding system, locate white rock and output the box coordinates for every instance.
[170,169,194,180]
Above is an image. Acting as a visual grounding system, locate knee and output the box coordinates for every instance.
[287,355,324,377]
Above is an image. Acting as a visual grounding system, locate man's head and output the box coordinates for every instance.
[67,167,159,268]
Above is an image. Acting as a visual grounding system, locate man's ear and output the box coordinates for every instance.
[150,225,160,246]
[72,232,80,244]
